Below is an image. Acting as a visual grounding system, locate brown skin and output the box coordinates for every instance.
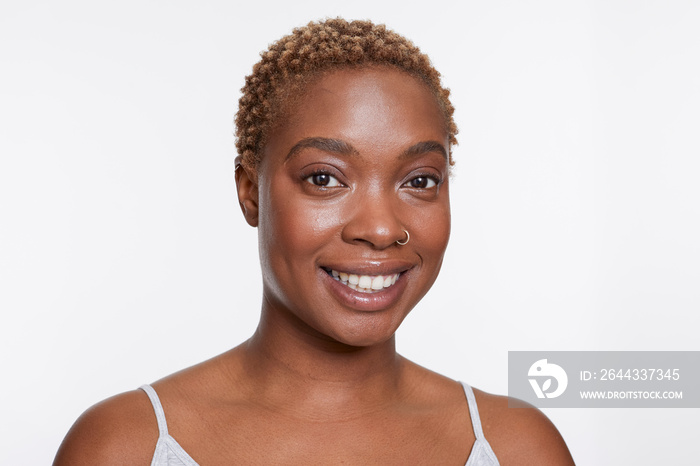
[54,68,575,465]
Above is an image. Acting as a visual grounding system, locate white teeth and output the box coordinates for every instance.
[358,275,372,289]
[328,268,401,293]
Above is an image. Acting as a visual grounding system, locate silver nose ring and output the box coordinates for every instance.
[396,229,410,246]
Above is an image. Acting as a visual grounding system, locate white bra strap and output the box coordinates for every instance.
[460,382,485,440]
[140,384,169,437]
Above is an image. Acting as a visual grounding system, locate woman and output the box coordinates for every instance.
[54,19,574,465]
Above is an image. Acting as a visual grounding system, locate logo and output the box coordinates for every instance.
[528,359,568,398]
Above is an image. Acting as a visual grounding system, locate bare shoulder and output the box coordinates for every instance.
[473,388,575,466]
[399,356,470,401]
[53,388,157,466]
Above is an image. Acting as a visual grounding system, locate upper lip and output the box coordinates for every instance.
[320,260,413,276]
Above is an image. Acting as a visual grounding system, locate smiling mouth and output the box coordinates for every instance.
[322,267,401,293]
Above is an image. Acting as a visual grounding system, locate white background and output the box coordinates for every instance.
[1,1,698,464]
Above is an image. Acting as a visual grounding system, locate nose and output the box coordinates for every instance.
[341,189,406,249]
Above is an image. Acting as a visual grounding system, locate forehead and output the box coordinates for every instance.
[263,67,448,161]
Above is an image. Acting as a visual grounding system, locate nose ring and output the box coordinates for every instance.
[396,229,410,246]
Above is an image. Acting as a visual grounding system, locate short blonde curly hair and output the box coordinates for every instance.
[235,18,458,171]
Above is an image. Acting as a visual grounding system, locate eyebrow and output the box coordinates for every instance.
[400,141,448,160]
[284,137,448,161]
[285,137,359,161]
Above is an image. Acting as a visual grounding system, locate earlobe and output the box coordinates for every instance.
[235,162,259,227]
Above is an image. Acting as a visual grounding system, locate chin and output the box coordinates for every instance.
[321,313,405,348]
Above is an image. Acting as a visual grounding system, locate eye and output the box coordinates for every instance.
[404,176,437,189]
[305,172,342,188]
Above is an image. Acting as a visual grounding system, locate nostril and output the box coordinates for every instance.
[341,202,405,249]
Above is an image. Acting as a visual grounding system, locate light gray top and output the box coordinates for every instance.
[460,382,500,466]
[140,384,198,466]
[140,382,499,466]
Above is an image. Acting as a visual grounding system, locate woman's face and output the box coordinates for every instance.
[243,66,451,347]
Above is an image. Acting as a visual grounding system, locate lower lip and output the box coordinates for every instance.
[320,268,408,312]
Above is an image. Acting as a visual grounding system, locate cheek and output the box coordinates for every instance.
[259,180,344,271]
[409,193,451,250]
[424,209,451,258]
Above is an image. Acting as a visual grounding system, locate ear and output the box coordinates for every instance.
[235,159,259,227]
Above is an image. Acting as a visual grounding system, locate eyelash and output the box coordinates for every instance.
[301,170,441,191]
[403,174,440,189]
[303,170,343,188]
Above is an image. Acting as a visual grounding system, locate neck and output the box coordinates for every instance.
[236,303,405,418]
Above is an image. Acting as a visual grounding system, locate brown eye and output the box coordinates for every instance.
[405,176,437,189]
[306,173,341,187]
